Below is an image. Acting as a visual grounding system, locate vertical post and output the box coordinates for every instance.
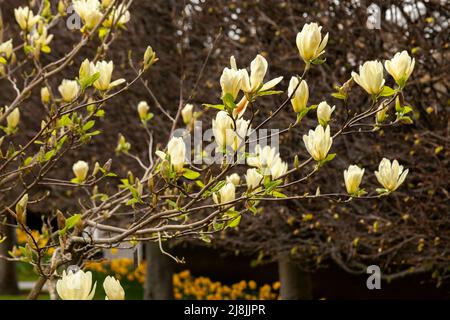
[0,220,19,295]
[143,242,174,300]
[278,253,313,300]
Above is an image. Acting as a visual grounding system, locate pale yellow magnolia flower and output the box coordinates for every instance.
[212,111,234,151]
[288,77,308,113]
[213,182,236,205]
[137,101,150,120]
[344,165,365,195]
[240,54,283,94]
[93,61,125,91]
[232,118,250,152]
[41,87,50,104]
[351,60,385,96]
[220,67,242,100]
[79,58,96,80]
[56,270,96,300]
[156,137,186,173]
[226,173,241,186]
[103,4,131,28]
[72,160,89,182]
[58,79,79,102]
[270,157,288,180]
[101,0,113,7]
[6,108,20,129]
[73,0,103,30]
[28,27,53,50]
[303,125,333,161]
[247,145,278,170]
[375,158,408,192]
[296,22,329,63]
[0,39,13,59]
[245,168,263,191]
[181,104,194,125]
[14,7,40,31]
[103,276,125,300]
[384,51,415,86]
[168,137,186,173]
[317,101,335,126]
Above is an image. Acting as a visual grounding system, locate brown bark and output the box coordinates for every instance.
[0,221,19,295]
[143,242,174,300]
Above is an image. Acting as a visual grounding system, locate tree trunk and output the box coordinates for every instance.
[143,242,174,300]
[0,221,19,295]
[278,254,312,300]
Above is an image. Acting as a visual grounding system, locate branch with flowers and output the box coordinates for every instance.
[0,1,416,300]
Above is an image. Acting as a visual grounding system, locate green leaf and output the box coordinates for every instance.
[0,57,7,64]
[182,168,200,180]
[257,90,283,96]
[227,215,241,228]
[80,72,100,90]
[41,45,51,54]
[312,58,326,65]
[378,86,396,97]
[222,93,236,109]
[82,120,95,131]
[202,103,224,110]
[271,191,287,198]
[66,214,81,229]
[59,214,81,235]
[331,92,347,100]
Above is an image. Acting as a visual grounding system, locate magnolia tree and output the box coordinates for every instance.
[0,0,416,300]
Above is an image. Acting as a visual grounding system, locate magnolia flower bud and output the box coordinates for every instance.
[375,158,408,192]
[73,0,103,30]
[143,46,157,69]
[385,51,415,87]
[213,182,236,205]
[296,22,329,63]
[226,173,240,186]
[167,137,186,173]
[73,160,89,182]
[56,269,96,300]
[137,101,150,120]
[0,39,13,60]
[181,104,194,125]
[245,168,263,191]
[15,194,28,225]
[58,1,67,16]
[103,276,125,300]
[6,108,20,129]
[58,79,79,102]
[344,165,365,195]
[93,61,125,91]
[270,157,288,180]
[41,87,50,104]
[220,67,242,100]
[14,7,40,31]
[376,103,388,124]
[351,60,385,96]
[317,101,335,126]
[288,77,309,113]
[303,125,333,161]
